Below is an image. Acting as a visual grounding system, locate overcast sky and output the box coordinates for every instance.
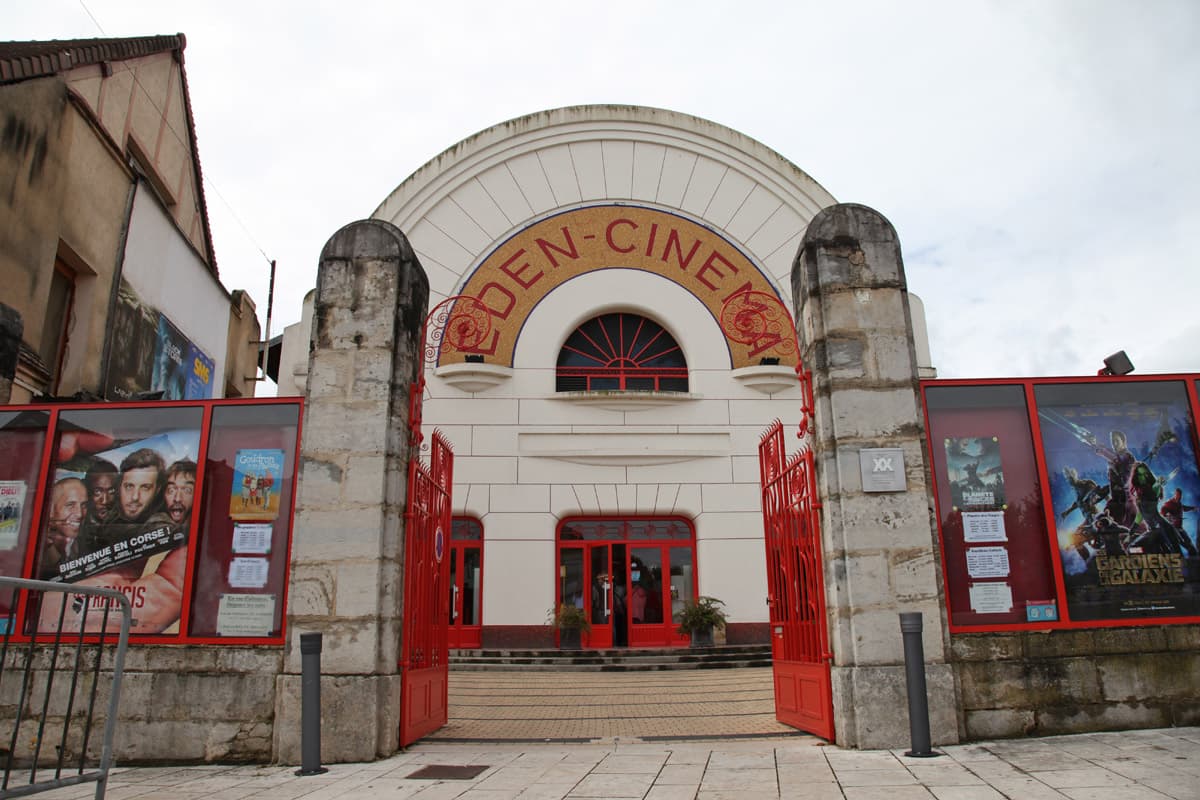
[9,0,1199,384]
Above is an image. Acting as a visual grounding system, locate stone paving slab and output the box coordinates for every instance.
[11,727,1199,799]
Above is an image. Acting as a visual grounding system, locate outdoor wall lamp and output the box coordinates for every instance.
[1098,350,1134,376]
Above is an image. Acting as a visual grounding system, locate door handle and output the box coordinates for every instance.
[603,579,611,618]
[452,584,460,621]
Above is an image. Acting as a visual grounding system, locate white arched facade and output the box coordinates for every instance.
[370,105,838,645]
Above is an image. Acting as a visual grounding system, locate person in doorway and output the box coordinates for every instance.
[629,559,649,623]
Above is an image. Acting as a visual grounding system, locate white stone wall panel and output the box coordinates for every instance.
[656,149,697,208]
[701,482,761,513]
[679,157,726,217]
[506,151,558,214]
[517,458,627,484]
[568,141,607,201]
[725,184,781,245]
[423,197,494,257]
[454,456,518,485]
[631,142,666,201]
[601,140,635,199]
[702,168,755,229]
[482,538,555,623]
[537,144,583,206]
[450,179,513,241]
[476,163,533,224]
[408,219,473,278]
[489,483,551,512]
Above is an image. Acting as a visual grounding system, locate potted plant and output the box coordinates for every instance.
[547,603,591,650]
[674,596,727,648]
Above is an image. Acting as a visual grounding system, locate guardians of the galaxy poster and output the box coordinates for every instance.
[1038,389,1200,621]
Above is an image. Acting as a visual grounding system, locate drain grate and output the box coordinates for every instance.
[406,764,490,780]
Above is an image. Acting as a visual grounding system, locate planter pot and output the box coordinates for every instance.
[688,626,714,648]
[558,628,582,650]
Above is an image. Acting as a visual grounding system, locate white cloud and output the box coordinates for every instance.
[7,0,1198,380]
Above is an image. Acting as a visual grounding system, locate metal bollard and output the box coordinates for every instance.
[296,633,329,776]
[899,612,940,758]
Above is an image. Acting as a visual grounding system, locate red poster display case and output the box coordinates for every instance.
[922,375,1200,632]
[0,398,301,645]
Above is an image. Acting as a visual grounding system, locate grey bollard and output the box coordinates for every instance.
[899,612,940,758]
[295,633,329,776]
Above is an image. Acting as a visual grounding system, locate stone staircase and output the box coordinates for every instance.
[449,643,772,671]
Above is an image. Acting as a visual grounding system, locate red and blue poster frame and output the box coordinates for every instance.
[921,373,1200,633]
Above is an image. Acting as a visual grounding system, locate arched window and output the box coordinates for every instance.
[556,313,688,392]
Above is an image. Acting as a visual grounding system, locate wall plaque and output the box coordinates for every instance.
[860,447,906,492]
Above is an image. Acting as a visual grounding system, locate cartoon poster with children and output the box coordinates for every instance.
[230,449,285,522]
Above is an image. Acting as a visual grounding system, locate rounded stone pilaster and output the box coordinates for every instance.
[794,203,960,749]
[275,219,429,763]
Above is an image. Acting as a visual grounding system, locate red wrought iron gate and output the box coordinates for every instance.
[399,430,453,747]
[758,420,834,740]
[398,294,489,747]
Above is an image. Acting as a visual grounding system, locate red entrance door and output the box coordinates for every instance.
[557,518,696,648]
[448,518,483,649]
[759,420,834,740]
[399,432,453,747]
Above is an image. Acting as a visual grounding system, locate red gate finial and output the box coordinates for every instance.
[720,290,815,441]
[409,295,493,449]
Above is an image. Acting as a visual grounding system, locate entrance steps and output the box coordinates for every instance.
[449,643,772,671]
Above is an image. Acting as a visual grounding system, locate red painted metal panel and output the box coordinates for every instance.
[399,431,453,747]
[759,420,834,740]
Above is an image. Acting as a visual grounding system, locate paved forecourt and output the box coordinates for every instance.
[20,727,1200,799]
[430,667,797,742]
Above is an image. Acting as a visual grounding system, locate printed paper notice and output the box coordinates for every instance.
[0,481,26,550]
[962,511,1007,543]
[232,523,273,554]
[969,582,1013,614]
[966,546,1011,579]
[216,594,276,637]
[228,557,270,589]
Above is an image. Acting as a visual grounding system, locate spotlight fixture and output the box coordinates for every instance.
[1097,350,1134,377]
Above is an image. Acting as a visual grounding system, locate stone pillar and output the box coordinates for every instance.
[272,220,429,763]
[793,204,960,749]
[0,304,22,404]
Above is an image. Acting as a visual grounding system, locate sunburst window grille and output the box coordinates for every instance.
[555,313,688,392]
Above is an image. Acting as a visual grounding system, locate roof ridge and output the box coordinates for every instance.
[0,34,185,84]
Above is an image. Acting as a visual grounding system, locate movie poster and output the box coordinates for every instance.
[34,416,201,634]
[1037,386,1200,621]
[105,279,214,401]
[229,449,285,522]
[0,481,26,551]
[943,436,1007,511]
[150,316,189,401]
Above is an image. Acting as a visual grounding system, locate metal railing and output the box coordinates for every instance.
[0,578,131,800]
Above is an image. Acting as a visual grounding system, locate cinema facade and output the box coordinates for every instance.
[272,105,1199,756]
[3,105,1197,764]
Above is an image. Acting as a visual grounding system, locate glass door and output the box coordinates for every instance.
[559,544,614,647]
[448,518,483,649]
[448,542,482,648]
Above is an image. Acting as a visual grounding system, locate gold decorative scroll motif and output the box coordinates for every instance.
[443,205,796,369]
